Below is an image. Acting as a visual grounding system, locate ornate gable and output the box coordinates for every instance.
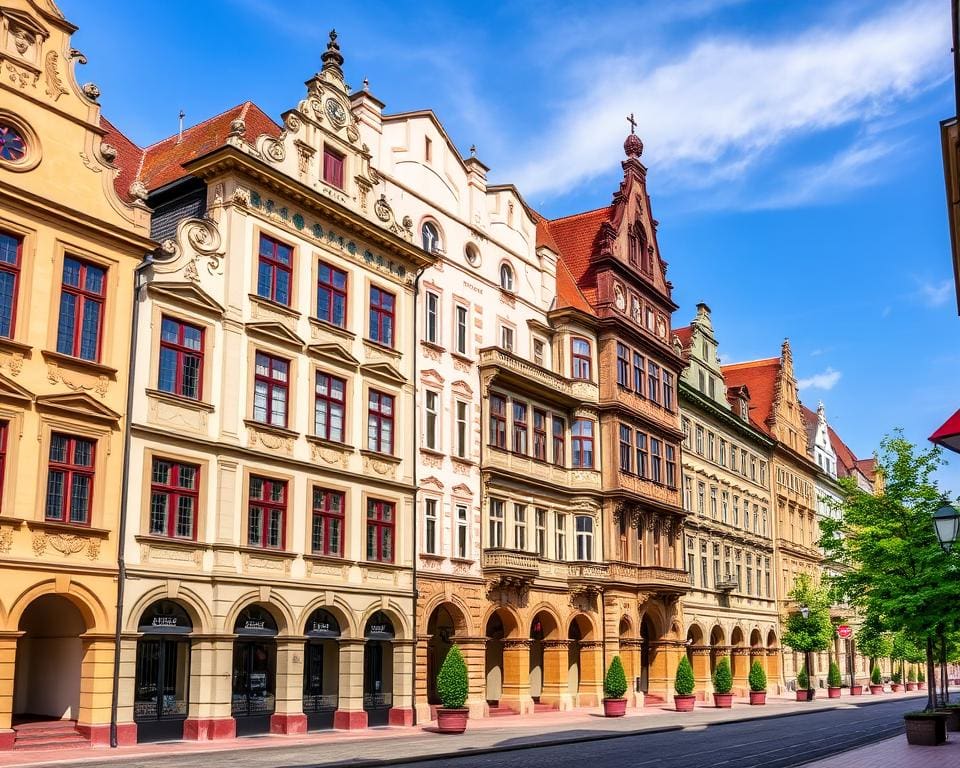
[36,392,121,424]
[0,371,33,403]
[769,339,808,455]
[245,321,306,352]
[359,361,406,385]
[147,281,225,317]
[679,303,730,410]
[306,342,359,370]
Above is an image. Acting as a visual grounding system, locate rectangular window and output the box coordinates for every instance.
[424,498,438,555]
[533,409,547,461]
[314,372,346,442]
[56,256,106,361]
[571,338,591,380]
[311,487,344,557]
[662,372,674,410]
[666,445,676,487]
[367,390,394,454]
[750,456,757,481]
[500,324,514,352]
[633,352,644,394]
[0,231,21,338]
[366,499,395,562]
[619,424,632,472]
[556,512,567,561]
[322,146,345,188]
[722,491,729,522]
[158,316,203,399]
[635,431,648,478]
[533,338,545,367]
[45,434,95,525]
[697,482,705,516]
[535,508,547,557]
[490,395,507,449]
[369,286,395,347]
[572,419,594,468]
[0,421,6,505]
[489,498,504,548]
[248,475,286,549]
[711,486,718,519]
[455,304,468,355]
[253,352,289,428]
[149,458,198,539]
[647,361,660,403]
[552,416,565,466]
[707,432,715,461]
[425,291,439,344]
[733,495,740,526]
[455,400,469,458]
[512,401,528,454]
[682,475,692,511]
[256,234,292,306]
[513,504,526,550]
[317,262,347,327]
[575,516,594,561]
[719,439,727,466]
[682,417,691,448]
[695,426,704,455]
[650,438,662,483]
[616,343,630,387]
[456,504,469,558]
[424,390,439,451]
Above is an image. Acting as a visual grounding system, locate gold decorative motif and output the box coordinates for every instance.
[0,527,12,553]
[48,533,87,556]
[43,51,67,101]
[31,531,46,555]
[312,444,348,468]
[247,426,294,454]
[86,537,100,560]
[5,62,36,89]
[79,151,103,173]
[47,361,109,398]
[2,352,23,376]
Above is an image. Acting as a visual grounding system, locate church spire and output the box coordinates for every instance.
[321,29,344,79]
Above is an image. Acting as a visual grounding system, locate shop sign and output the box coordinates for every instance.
[837,625,853,639]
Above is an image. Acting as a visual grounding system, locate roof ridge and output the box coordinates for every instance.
[721,357,779,369]
[142,101,251,152]
[548,204,612,224]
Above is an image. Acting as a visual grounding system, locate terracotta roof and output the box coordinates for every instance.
[139,101,281,193]
[545,206,612,306]
[535,218,559,254]
[673,325,692,350]
[100,116,144,203]
[721,358,780,435]
[554,254,595,316]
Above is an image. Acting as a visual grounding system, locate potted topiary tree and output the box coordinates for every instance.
[906,667,918,691]
[796,666,811,701]
[891,668,903,693]
[869,663,884,695]
[435,644,469,734]
[712,657,733,708]
[602,655,628,717]
[674,655,696,712]
[918,669,926,690]
[827,661,842,698]
[748,660,767,705]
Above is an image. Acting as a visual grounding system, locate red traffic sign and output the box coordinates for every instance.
[837,625,853,639]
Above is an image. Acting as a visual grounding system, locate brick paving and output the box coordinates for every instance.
[801,732,960,767]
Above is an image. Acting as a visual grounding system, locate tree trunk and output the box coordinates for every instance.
[926,635,937,712]
[941,630,949,707]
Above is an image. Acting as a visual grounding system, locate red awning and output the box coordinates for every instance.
[930,408,960,453]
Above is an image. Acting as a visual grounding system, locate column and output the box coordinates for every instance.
[114,634,138,745]
[731,647,750,696]
[184,635,236,740]
[766,648,783,693]
[500,639,533,714]
[540,640,570,709]
[456,636,489,718]
[690,647,712,701]
[76,634,116,746]
[389,638,414,726]
[577,640,603,708]
[333,638,366,729]
[619,639,642,708]
[414,633,431,722]
[270,638,307,734]
[650,640,684,701]
[0,632,19,749]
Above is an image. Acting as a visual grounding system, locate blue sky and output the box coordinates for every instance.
[64,0,960,491]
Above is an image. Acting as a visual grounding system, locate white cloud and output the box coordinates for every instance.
[798,367,842,391]
[918,279,954,308]
[507,1,948,202]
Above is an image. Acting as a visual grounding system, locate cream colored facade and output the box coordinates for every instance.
[676,306,781,698]
[0,0,153,748]
[117,36,432,743]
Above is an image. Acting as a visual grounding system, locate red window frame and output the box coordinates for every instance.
[0,231,21,338]
[367,389,394,454]
[512,401,528,454]
[533,409,547,461]
[369,286,395,347]
[56,256,105,362]
[635,431,648,478]
[322,146,345,189]
[45,433,95,525]
[571,337,591,380]
[158,316,204,399]
[317,261,348,328]
[253,352,289,428]
[248,475,287,549]
[571,419,594,468]
[0,421,7,504]
[490,394,507,449]
[149,458,199,539]
[366,498,395,562]
[552,416,565,466]
[616,343,630,388]
[315,371,346,442]
[312,487,345,557]
[650,438,663,484]
[257,234,293,306]
[666,445,677,488]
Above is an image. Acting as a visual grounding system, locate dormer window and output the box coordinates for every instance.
[739,398,748,421]
[499,262,514,292]
[421,221,441,254]
[322,146,344,189]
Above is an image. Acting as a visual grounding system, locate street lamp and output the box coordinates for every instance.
[933,502,960,553]
[799,605,814,700]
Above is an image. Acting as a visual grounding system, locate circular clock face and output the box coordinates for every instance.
[325,99,346,126]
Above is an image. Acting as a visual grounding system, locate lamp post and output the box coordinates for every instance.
[799,605,814,700]
[933,501,960,553]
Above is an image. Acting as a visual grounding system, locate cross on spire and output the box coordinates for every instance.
[627,112,637,135]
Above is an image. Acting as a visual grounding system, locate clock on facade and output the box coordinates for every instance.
[325,98,347,126]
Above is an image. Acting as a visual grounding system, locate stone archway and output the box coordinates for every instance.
[730,626,749,693]
[484,609,518,710]
[528,611,560,708]
[686,624,710,699]
[567,615,601,708]
[709,625,727,677]
[766,629,782,688]
[638,613,660,696]
[425,604,465,706]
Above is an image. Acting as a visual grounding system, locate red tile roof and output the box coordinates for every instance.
[673,325,692,350]
[544,206,612,306]
[721,358,780,435]
[535,218,560,254]
[100,116,144,203]
[555,254,595,316]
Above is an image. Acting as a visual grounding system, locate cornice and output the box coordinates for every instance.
[679,381,775,449]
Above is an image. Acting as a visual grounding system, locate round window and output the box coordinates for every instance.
[0,123,27,163]
[0,113,39,172]
[465,243,481,268]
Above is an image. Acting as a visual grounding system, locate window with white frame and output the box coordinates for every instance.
[455,304,468,355]
[425,291,440,344]
[456,504,469,558]
[499,324,514,353]
[513,504,526,550]
[424,390,439,451]
[489,498,504,548]
[556,512,567,560]
[454,400,469,458]
[499,262,514,291]
[422,221,442,253]
[575,515,594,561]
[535,508,547,557]
[424,498,438,555]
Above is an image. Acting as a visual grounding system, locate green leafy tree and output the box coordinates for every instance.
[855,613,892,668]
[712,657,733,694]
[603,655,628,700]
[819,433,960,711]
[748,660,767,692]
[891,668,902,684]
[436,644,469,709]
[797,665,809,689]
[782,574,834,684]
[828,661,842,688]
[918,668,925,683]
[674,655,695,696]
[908,667,917,683]
[870,663,882,685]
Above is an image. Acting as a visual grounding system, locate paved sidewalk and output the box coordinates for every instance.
[801,731,960,767]
[0,689,932,768]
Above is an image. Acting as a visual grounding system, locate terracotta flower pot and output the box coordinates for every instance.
[904,713,947,746]
[869,684,884,695]
[827,687,841,698]
[603,698,627,717]
[749,691,766,705]
[919,682,927,690]
[891,684,903,692]
[436,708,469,734]
[674,694,696,712]
[850,685,863,695]
[906,682,918,691]
[713,693,733,708]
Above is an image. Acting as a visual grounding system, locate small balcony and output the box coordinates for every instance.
[484,445,601,491]
[482,548,539,577]
[716,576,739,592]
[606,561,691,592]
[478,347,598,408]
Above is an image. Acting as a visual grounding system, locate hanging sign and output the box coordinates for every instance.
[837,625,853,639]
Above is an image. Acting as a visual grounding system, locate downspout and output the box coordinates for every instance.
[110,254,152,748]
[410,265,425,725]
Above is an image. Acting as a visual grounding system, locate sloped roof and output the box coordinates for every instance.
[673,325,693,350]
[543,206,612,305]
[555,254,595,316]
[721,358,780,435]
[100,116,143,203]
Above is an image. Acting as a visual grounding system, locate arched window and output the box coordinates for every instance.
[575,516,594,560]
[499,262,514,292]
[421,221,441,254]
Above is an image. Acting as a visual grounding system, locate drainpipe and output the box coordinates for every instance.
[110,254,152,748]
[410,265,425,725]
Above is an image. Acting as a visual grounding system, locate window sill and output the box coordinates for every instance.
[41,349,118,378]
[420,340,445,354]
[308,317,355,342]
[305,435,355,452]
[450,351,473,366]
[0,514,22,526]
[360,449,401,465]
[419,552,445,561]
[237,545,297,560]
[26,518,110,537]
[303,553,355,566]
[243,419,299,439]
[135,533,203,548]
[419,446,444,458]
[0,337,31,356]
[361,560,405,571]
[363,339,401,358]
[450,455,477,466]
[449,556,476,565]
[145,388,215,412]
[248,293,301,320]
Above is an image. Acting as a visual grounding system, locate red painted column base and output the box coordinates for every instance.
[333,710,367,730]
[270,713,307,734]
[76,723,135,747]
[0,730,14,749]
[388,708,414,726]
[183,717,236,740]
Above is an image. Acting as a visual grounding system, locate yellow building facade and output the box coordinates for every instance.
[0,0,153,748]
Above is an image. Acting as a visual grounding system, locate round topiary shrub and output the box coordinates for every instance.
[918,669,925,683]
[891,669,902,684]
[675,655,695,696]
[907,667,917,683]
[604,655,628,700]
[436,644,469,709]
[713,657,733,695]
[871,664,882,685]
[748,660,767,692]
[797,666,809,690]
[828,661,842,688]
